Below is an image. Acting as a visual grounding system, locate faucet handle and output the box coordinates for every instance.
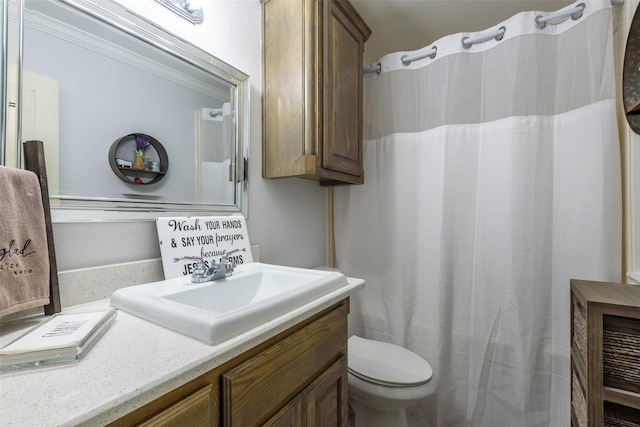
[173,255,207,275]
[220,248,247,269]
[172,249,246,283]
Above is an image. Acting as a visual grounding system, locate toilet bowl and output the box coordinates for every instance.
[348,335,434,427]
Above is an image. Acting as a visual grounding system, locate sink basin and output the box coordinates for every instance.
[110,263,347,344]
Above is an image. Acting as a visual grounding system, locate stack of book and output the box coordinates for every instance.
[0,308,117,371]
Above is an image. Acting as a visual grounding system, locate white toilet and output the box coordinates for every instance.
[348,335,434,427]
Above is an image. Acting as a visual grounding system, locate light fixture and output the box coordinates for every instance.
[154,0,204,25]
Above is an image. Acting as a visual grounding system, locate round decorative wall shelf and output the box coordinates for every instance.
[108,133,169,185]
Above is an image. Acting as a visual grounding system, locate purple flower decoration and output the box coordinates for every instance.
[135,135,151,156]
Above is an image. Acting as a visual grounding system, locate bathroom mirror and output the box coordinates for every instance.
[1,0,249,220]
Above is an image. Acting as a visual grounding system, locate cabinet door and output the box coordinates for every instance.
[303,356,348,427]
[263,395,303,427]
[322,0,365,180]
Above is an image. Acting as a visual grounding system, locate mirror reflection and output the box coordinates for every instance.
[4,0,249,216]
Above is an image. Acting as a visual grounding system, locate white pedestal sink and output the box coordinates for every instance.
[110,263,348,345]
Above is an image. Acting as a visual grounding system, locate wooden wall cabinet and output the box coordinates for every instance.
[109,300,349,427]
[570,280,640,427]
[262,0,371,185]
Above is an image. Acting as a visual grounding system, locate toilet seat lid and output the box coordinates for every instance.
[348,335,433,387]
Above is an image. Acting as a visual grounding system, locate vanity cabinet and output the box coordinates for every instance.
[109,300,349,427]
[261,0,371,185]
[570,280,640,426]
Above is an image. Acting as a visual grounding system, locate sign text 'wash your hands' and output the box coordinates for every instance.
[156,216,253,279]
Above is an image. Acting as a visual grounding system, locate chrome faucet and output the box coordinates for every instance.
[174,248,246,283]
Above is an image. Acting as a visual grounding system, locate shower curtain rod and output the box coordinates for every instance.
[363,0,623,74]
[363,63,381,75]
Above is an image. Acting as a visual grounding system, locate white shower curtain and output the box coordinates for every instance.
[334,2,621,426]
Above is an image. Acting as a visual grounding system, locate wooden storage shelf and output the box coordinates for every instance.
[603,387,640,411]
[570,279,640,427]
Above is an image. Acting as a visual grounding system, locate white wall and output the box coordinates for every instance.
[53,0,329,273]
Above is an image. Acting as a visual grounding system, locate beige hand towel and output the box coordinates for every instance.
[0,166,50,317]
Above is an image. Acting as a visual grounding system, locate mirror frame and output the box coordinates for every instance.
[2,0,250,222]
[1,0,5,165]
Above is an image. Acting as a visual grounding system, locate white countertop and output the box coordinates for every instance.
[0,277,364,426]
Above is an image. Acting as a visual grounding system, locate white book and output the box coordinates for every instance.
[0,308,117,371]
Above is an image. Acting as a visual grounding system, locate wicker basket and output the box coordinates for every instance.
[603,328,640,392]
[572,371,588,427]
[604,412,640,427]
[573,304,587,365]
[604,402,640,427]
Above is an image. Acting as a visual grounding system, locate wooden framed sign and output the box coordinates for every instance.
[156,216,253,279]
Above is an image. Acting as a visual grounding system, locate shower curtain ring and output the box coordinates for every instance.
[401,46,437,66]
[461,27,506,49]
[536,3,586,29]
[571,3,586,21]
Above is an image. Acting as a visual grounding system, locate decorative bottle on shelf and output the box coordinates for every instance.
[133,135,150,170]
[132,152,145,170]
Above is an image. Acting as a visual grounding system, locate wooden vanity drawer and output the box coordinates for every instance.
[221,303,348,426]
[136,385,214,427]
